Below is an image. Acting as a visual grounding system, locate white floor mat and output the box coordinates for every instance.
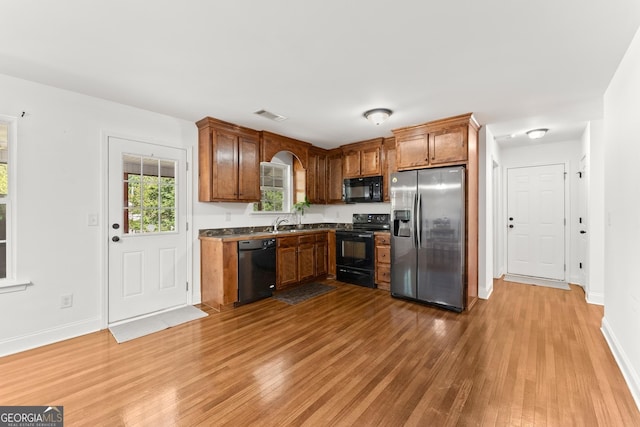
[109,305,208,343]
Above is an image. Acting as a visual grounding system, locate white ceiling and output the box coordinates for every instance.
[2,1,640,149]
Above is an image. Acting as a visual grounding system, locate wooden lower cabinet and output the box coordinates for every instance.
[375,232,391,291]
[315,233,328,277]
[277,236,299,289]
[297,235,316,282]
[200,238,239,310]
[277,231,329,290]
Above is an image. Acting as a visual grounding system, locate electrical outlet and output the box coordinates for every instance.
[60,294,73,309]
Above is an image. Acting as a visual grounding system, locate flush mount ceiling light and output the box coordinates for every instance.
[363,108,392,125]
[526,128,548,139]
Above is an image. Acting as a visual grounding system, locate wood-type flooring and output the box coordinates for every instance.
[1,278,639,426]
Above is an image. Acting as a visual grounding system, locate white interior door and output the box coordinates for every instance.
[108,137,188,323]
[577,156,588,286]
[507,164,565,280]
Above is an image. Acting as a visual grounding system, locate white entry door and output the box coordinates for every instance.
[108,137,188,323]
[507,164,565,280]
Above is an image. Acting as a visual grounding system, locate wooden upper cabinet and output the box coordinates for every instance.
[343,150,361,178]
[327,148,344,204]
[307,147,328,204]
[393,113,477,171]
[429,125,467,165]
[197,117,260,202]
[382,137,396,202]
[237,135,261,200]
[261,131,310,170]
[395,131,429,170]
[361,144,382,176]
[342,138,383,178]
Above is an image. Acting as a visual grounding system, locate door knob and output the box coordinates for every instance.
[112,223,120,229]
[112,236,120,242]
[509,225,514,228]
[580,230,587,234]
[509,217,514,221]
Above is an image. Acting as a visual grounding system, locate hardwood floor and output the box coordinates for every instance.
[1,278,639,426]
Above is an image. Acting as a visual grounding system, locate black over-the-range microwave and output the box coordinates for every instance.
[343,175,383,203]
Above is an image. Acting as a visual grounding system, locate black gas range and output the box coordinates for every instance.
[336,214,390,288]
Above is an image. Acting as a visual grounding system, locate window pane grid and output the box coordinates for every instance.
[255,162,288,213]
[0,122,8,278]
[122,155,176,234]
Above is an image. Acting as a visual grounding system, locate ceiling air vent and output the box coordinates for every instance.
[254,109,288,122]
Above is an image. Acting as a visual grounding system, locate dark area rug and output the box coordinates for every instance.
[272,282,336,305]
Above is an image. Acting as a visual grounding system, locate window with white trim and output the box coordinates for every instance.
[0,121,9,279]
[253,162,291,213]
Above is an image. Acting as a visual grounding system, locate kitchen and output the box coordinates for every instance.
[197,113,478,313]
[1,1,640,424]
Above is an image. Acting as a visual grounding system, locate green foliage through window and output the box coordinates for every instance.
[124,156,176,234]
[254,162,289,212]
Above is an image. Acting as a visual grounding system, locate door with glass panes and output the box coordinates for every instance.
[108,137,187,323]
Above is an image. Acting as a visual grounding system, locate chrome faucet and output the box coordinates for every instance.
[273,216,289,232]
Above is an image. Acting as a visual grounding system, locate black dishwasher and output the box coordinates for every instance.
[237,238,277,306]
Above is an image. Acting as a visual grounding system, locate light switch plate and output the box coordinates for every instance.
[88,213,99,226]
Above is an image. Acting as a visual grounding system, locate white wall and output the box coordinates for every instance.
[580,120,606,305]
[0,72,399,356]
[602,25,640,409]
[0,73,196,356]
[499,139,582,284]
[478,126,497,299]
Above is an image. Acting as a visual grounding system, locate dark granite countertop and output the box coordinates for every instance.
[199,222,352,240]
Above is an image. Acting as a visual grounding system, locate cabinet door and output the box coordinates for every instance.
[307,150,327,205]
[212,130,239,200]
[382,139,396,202]
[375,264,391,291]
[316,154,327,203]
[343,150,361,178]
[396,133,429,170]
[307,153,318,203]
[298,242,316,282]
[327,154,344,203]
[360,145,381,176]
[315,234,328,277]
[278,246,298,288]
[237,135,261,201]
[429,126,468,164]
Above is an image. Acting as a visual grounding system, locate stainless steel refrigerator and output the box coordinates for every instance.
[390,166,465,312]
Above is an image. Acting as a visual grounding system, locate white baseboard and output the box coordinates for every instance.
[601,317,640,412]
[479,285,493,300]
[586,290,605,306]
[0,317,102,357]
[503,274,570,290]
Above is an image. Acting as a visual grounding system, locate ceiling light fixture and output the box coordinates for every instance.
[363,108,392,125]
[526,128,548,139]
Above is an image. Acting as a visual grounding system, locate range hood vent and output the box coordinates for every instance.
[254,109,288,122]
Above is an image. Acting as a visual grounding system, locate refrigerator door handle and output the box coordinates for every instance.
[413,192,419,249]
[417,192,422,248]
